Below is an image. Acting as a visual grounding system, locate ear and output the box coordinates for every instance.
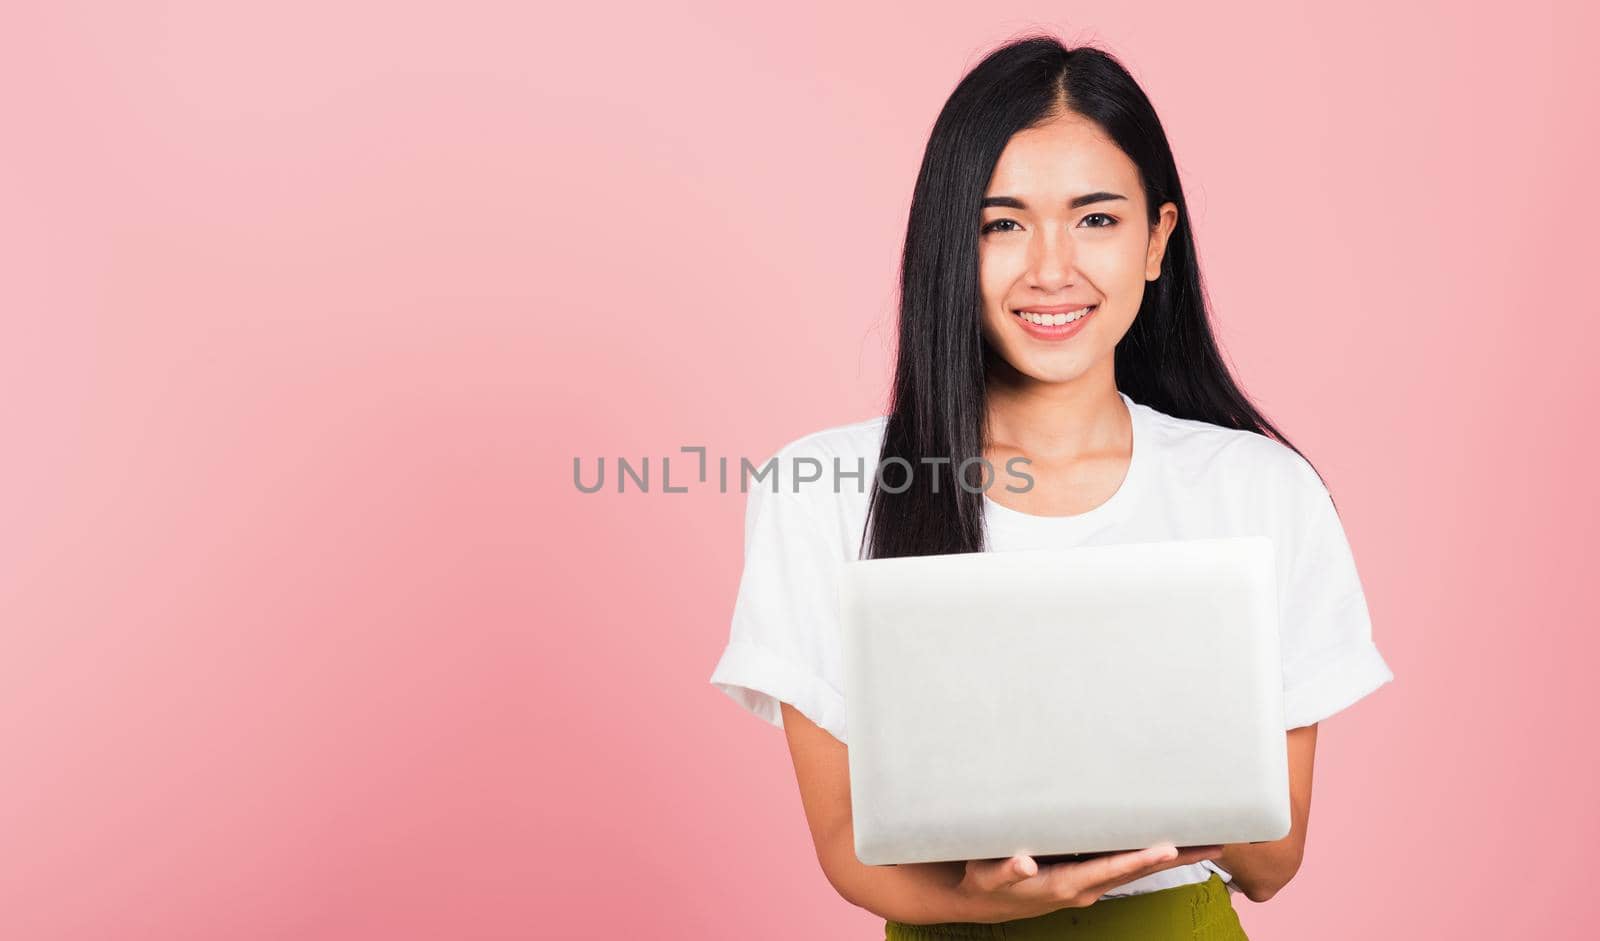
[1146,202,1179,281]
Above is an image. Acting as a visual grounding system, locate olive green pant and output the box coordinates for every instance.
[884,871,1247,940]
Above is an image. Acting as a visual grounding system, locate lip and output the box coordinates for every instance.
[1012,304,1097,342]
[1014,303,1098,314]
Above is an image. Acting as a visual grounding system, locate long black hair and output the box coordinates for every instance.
[862,35,1328,560]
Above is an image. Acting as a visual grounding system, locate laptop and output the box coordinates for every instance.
[838,535,1291,866]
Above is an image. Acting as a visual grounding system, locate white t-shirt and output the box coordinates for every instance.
[709,391,1394,899]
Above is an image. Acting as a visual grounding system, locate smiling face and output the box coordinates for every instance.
[978,112,1178,387]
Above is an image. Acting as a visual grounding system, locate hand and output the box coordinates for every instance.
[952,843,1224,923]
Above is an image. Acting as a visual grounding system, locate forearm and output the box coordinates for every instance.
[1215,840,1302,903]
[821,842,986,925]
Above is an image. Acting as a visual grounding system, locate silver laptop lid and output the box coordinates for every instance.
[839,536,1290,866]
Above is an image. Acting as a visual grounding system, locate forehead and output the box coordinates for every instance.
[985,115,1140,199]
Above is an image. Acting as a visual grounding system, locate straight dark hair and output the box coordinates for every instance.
[862,36,1329,561]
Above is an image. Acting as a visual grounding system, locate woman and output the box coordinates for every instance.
[709,35,1394,939]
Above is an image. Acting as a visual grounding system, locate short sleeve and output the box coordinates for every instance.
[708,451,851,743]
[1275,460,1395,729]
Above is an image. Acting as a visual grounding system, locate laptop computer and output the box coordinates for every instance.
[838,535,1291,866]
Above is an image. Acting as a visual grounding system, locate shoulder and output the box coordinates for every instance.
[762,414,888,466]
[1136,401,1326,499]
[739,415,886,535]
[746,415,888,500]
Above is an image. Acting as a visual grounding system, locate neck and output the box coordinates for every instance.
[984,359,1129,462]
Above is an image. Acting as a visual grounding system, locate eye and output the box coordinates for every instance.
[1080,212,1118,228]
[981,218,1021,234]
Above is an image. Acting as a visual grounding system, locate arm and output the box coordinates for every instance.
[1216,723,1317,902]
[778,702,980,924]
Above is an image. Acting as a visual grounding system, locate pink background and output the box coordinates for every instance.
[3,2,1596,938]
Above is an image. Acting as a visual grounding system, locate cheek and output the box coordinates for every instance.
[976,259,1006,336]
[978,242,1031,309]
[977,246,1008,296]
[977,254,1014,342]
[1080,234,1149,284]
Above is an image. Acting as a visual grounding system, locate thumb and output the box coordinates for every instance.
[1002,854,1038,884]
[966,854,1038,893]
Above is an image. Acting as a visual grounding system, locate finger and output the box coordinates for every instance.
[1166,845,1225,869]
[1078,844,1222,897]
[999,854,1039,886]
[1050,843,1177,894]
[972,854,1037,892]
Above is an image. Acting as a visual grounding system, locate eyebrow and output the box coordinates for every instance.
[981,192,1127,210]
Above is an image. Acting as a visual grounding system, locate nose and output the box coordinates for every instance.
[1028,221,1077,292]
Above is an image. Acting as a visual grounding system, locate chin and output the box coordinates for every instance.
[992,345,1097,384]
[1022,364,1094,385]
[984,316,1117,381]
[1007,362,1093,386]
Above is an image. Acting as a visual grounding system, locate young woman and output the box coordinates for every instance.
[709,35,1394,939]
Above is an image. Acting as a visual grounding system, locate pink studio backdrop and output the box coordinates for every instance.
[2,2,1595,938]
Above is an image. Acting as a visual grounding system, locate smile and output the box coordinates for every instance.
[1014,305,1096,326]
[1011,304,1098,340]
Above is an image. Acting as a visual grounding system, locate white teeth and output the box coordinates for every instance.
[1018,306,1094,326]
